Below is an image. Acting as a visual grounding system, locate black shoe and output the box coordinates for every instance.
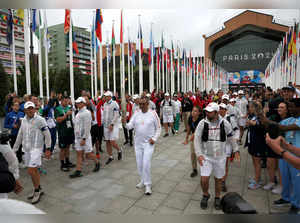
[66,162,76,168]
[273,198,290,207]
[163,133,169,137]
[123,141,129,145]
[222,181,227,192]
[172,128,175,135]
[214,197,222,210]
[93,162,100,172]
[69,170,83,178]
[190,169,198,178]
[118,150,122,160]
[200,194,210,209]
[130,142,133,147]
[105,157,114,165]
[60,164,70,172]
[288,205,300,214]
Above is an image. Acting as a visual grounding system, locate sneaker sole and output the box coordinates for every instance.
[31,192,44,205]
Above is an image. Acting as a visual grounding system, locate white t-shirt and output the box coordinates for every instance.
[173,100,181,114]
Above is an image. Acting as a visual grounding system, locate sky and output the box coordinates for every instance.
[36,9,300,56]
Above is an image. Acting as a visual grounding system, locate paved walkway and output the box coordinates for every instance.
[10,126,287,214]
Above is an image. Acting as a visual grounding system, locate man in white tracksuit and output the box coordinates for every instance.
[160,93,176,137]
[102,91,122,165]
[13,101,52,204]
[69,97,100,178]
[235,90,248,144]
[194,102,240,210]
[124,96,161,195]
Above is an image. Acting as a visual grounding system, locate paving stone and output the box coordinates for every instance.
[135,192,168,210]
[99,184,124,199]
[153,179,178,194]
[125,206,153,215]
[163,192,192,210]
[183,200,212,214]
[100,195,136,214]
[153,206,183,215]
[66,178,94,190]
[89,178,116,191]
[174,180,199,194]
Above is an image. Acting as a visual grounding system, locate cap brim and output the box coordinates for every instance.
[205,108,214,112]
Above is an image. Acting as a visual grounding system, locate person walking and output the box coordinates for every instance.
[160,93,176,137]
[12,102,52,204]
[123,96,161,195]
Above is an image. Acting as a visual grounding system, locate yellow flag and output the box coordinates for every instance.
[16,9,24,19]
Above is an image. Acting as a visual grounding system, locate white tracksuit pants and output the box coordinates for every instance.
[135,142,154,186]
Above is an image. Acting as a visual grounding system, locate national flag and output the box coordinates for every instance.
[91,20,95,49]
[131,42,136,67]
[106,41,111,62]
[16,9,24,19]
[292,23,298,55]
[148,25,153,65]
[6,9,13,46]
[111,22,115,52]
[161,33,164,49]
[95,9,103,42]
[138,23,143,55]
[288,26,293,58]
[43,11,51,50]
[120,10,123,44]
[65,23,79,55]
[31,9,41,39]
[64,9,71,34]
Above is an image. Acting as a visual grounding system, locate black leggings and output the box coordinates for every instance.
[9,135,23,163]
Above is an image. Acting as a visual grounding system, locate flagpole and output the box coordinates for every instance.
[24,9,31,95]
[131,49,134,95]
[158,47,161,90]
[106,30,110,90]
[162,37,165,92]
[127,26,131,95]
[69,16,74,102]
[170,39,174,95]
[99,41,103,95]
[177,45,180,93]
[138,15,143,95]
[38,10,43,98]
[112,20,116,94]
[43,10,49,99]
[11,10,18,95]
[90,24,94,99]
[94,27,98,98]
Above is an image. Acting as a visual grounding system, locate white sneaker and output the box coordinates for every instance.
[136,181,144,189]
[263,182,275,190]
[31,191,44,204]
[272,185,282,194]
[145,185,152,195]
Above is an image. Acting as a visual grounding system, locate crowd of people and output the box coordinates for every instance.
[1,85,300,214]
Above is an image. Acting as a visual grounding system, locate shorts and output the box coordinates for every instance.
[163,115,174,123]
[91,125,103,145]
[58,135,74,149]
[24,149,42,168]
[238,117,246,127]
[74,137,93,153]
[200,156,227,179]
[225,143,232,158]
[104,126,119,141]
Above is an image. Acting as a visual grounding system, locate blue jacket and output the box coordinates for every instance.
[4,110,25,136]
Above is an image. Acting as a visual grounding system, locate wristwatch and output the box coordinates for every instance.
[82,138,86,141]
[280,150,287,157]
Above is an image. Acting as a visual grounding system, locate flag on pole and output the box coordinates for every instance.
[6,9,13,46]
[148,25,153,65]
[111,22,115,52]
[131,42,136,67]
[292,23,298,55]
[95,9,103,42]
[64,9,71,34]
[65,23,79,55]
[120,10,123,44]
[16,9,24,19]
[138,23,143,55]
[31,9,41,39]
[288,26,293,58]
[43,13,51,50]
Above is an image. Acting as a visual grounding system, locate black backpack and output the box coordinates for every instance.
[202,121,226,142]
[162,100,172,107]
[0,151,16,193]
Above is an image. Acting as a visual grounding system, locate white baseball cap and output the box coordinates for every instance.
[229,98,236,103]
[222,94,229,100]
[205,102,219,112]
[24,101,35,109]
[233,92,238,96]
[75,97,86,104]
[132,94,139,100]
[146,93,151,97]
[238,90,244,95]
[104,91,113,97]
[165,93,170,96]
[219,103,227,109]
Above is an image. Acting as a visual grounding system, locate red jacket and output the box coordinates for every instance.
[126,102,133,121]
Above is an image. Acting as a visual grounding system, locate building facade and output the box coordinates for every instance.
[43,23,91,75]
[0,9,24,75]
